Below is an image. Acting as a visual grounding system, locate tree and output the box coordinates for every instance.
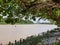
[8,41,12,45]
[0,43,2,45]
[0,0,60,26]
[52,0,60,3]
[55,40,60,45]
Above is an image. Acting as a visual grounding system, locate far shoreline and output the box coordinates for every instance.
[0,24,56,25]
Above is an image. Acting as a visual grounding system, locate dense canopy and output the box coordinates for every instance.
[0,0,60,26]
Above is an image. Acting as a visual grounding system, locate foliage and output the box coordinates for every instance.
[0,0,60,26]
[52,0,60,3]
[0,0,33,24]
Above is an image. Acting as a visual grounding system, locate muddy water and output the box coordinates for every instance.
[0,24,57,45]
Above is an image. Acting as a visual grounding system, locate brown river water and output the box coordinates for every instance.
[0,24,57,45]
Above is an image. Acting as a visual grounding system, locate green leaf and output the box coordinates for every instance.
[0,0,2,2]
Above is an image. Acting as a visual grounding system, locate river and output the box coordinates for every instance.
[0,24,57,45]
